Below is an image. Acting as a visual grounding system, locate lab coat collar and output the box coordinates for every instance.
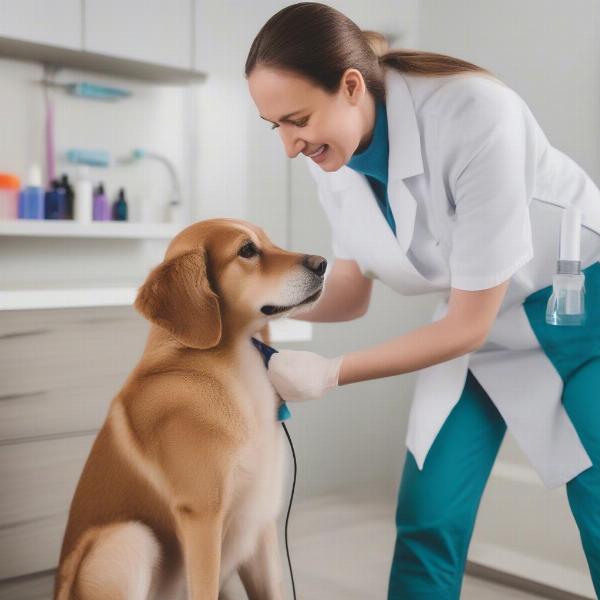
[327,69,424,192]
[385,68,424,181]
[325,70,424,252]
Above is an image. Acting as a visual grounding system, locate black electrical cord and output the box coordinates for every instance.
[249,336,298,600]
[281,420,297,600]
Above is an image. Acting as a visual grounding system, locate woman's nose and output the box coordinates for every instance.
[279,129,304,158]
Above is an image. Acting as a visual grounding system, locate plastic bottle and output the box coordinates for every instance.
[60,174,74,219]
[546,206,586,326]
[0,173,20,220]
[74,166,93,223]
[20,165,45,219]
[44,179,67,219]
[112,187,128,221]
[92,184,110,221]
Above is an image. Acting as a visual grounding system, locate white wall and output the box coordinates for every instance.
[419,0,600,182]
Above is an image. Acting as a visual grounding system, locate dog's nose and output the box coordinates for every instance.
[302,254,327,276]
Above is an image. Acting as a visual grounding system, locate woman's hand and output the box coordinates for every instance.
[267,350,344,401]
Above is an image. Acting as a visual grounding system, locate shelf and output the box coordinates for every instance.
[0,219,183,239]
[0,36,207,84]
[0,287,313,343]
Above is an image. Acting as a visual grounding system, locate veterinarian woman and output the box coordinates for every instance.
[246,3,600,598]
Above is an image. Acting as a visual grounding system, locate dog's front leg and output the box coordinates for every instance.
[177,512,224,600]
[238,520,284,600]
[156,413,238,600]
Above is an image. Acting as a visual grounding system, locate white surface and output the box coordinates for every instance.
[0,0,82,49]
[84,0,193,69]
[0,287,137,310]
[0,219,181,239]
[0,286,312,341]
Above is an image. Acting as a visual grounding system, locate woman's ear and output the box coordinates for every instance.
[134,250,222,349]
[341,68,365,103]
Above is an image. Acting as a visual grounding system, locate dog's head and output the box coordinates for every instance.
[134,218,326,349]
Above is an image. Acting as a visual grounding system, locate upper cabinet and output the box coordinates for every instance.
[0,0,203,81]
[84,0,194,70]
[0,0,82,49]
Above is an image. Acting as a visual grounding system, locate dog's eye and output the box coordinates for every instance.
[238,242,259,259]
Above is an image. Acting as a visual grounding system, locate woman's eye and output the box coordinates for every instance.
[270,117,308,130]
[239,242,259,258]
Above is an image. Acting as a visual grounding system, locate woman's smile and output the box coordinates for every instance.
[306,144,328,163]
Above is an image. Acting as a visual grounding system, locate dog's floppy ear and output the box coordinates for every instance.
[134,249,222,349]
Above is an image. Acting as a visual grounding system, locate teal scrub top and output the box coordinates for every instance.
[346,101,397,235]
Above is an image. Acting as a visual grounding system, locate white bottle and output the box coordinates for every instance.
[74,166,93,223]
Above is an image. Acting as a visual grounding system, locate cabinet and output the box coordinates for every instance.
[0,0,81,49]
[0,0,203,82]
[84,0,194,70]
[0,306,149,580]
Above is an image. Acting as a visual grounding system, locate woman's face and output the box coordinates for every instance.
[248,66,373,172]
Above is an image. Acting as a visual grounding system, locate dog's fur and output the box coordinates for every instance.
[53,218,326,600]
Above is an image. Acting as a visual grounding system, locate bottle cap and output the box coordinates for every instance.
[0,173,21,189]
[27,165,42,187]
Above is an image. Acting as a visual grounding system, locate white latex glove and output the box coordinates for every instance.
[267,349,343,402]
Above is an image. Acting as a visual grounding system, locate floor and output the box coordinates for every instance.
[0,490,560,600]
[220,488,553,600]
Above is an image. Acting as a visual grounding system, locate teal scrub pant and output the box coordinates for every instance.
[388,262,600,600]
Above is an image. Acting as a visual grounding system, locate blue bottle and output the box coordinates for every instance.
[60,174,74,219]
[44,179,67,219]
[112,187,128,221]
[20,165,45,219]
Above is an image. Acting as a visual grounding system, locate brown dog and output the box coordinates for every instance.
[53,218,326,600]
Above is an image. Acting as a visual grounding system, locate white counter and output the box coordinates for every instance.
[0,287,313,342]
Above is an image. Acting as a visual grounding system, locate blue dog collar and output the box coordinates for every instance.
[250,337,291,421]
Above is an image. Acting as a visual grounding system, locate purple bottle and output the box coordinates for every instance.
[92,184,110,221]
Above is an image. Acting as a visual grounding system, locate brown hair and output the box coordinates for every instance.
[245,2,491,102]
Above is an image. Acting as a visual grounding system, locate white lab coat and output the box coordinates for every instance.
[306,68,600,488]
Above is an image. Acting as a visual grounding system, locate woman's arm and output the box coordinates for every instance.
[291,258,373,322]
[338,279,510,385]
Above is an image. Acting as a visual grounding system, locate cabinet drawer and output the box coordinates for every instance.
[0,434,95,579]
[0,306,148,441]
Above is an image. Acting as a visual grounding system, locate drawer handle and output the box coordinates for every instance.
[0,390,48,403]
[0,328,51,340]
